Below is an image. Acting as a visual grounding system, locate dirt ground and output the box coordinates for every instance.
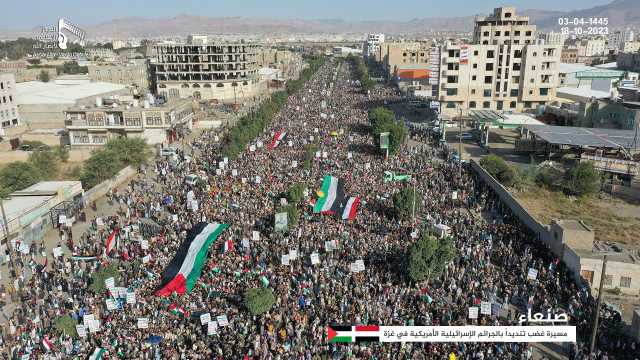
[515,185,640,246]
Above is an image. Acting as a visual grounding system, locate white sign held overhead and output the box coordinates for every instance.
[257,141,263,148]
[468,307,479,319]
[249,145,256,152]
[480,302,492,315]
[216,315,229,327]
[105,299,117,310]
[137,318,149,329]
[281,254,290,266]
[200,313,211,325]
[126,291,136,304]
[252,231,260,241]
[207,320,218,335]
[105,277,115,289]
[232,169,238,177]
[76,325,87,338]
[53,247,63,258]
[141,240,149,250]
[527,268,538,281]
[289,249,298,260]
[310,252,320,265]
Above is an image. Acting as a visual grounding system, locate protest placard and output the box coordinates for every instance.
[452,191,458,200]
[200,313,211,325]
[89,319,100,333]
[53,247,63,258]
[126,291,136,304]
[216,315,229,326]
[315,151,321,158]
[249,145,256,152]
[232,169,238,177]
[96,217,104,226]
[83,314,94,327]
[288,141,293,147]
[289,249,298,260]
[256,141,263,148]
[322,151,328,159]
[223,157,228,164]
[480,302,492,315]
[142,255,151,264]
[280,198,288,206]
[141,240,149,250]
[347,152,352,159]
[207,321,218,335]
[292,160,298,168]
[350,262,360,273]
[216,169,222,176]
[76,325,87,338]
[242,238,250,249]
[255,176,261,184]
[58,215,67,224]
[527,268,538,281]
[355,259,365,272]
[468,307,479,319]
[281,254,290,266]
[105,277,115,289]
[137,318,149,329]
[105,299,117,310]
[310,252,320,265]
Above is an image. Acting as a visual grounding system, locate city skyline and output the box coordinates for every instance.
[3,0,614,29]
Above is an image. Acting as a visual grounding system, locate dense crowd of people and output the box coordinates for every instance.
[0,58,637,359]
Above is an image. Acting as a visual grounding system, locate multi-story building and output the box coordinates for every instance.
[472,7,536,45]
[576,39,606,57]
[438,7,561,116]
[88,60,150,91]
[621,41,640,54]
[256,49,303,80]
[617,52,640,73]
[151,35,262,102]
[364,33,385,61]
[383,42,433,78]
[86,48,118,61]
[561,46,579,63]
[539,31,566,45]
[65,97,195,147]
[0,73,21,133]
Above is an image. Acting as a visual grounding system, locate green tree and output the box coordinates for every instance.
[39,70,50,82]
[54,146,70,162]
[286,183,305,204]
[0,162,40,197]
[479,154,516,187]
[80,148,124,189]
[103,137,152,167]
[90,265,119,294]
[28,149,59,180]
[369,107,407,155]
[407,234,456,284]
[392,186,420,220]
[563,162,600,197]
[245,287,276,316]
[54,315,78,338]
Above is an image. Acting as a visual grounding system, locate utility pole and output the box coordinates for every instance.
[589,255,608,357]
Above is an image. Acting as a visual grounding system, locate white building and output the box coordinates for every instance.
[438,6,561,116]
[0,72,20,135]
[539,31,566,45]
[577,39,606,57]
[364,33,385,60]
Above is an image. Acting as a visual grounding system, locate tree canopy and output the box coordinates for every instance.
[392,186,420,220]
[479,154,516,187]
[245,287,276,316]
[563,162,600,197]
[0,162,40,198]
[369,107,407,155]
[407,234,456,283]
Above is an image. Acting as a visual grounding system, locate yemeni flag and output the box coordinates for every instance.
[269,130,287,149]
[89,347,105,360]
[169,303,188,317]
[42,336,54,352]
[155,222,229,297]
[327,325,380,343]
[340,197,360,220]
[313,175,345,214]
[105,228,118,254]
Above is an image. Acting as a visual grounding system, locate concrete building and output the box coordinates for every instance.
[150,36,262,103]
[539,31,566,45]
[576,38,607,57]
[256,49,302,80]
[438,7,561,116]
[0,181,83,247]
[15,80,129,130]
[617,52,640,73]
[561,46,579,63]
[472,7,537,45]
[88,60,150,91]
[364,33,385,60]
[382,42,433,79]
[0,73,21,136]
[553,219,640,296]
[65,96,195,147]
[86,47,118,61]
[621,41,640,54]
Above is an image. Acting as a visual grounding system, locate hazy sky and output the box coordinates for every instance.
[2,0,613,28]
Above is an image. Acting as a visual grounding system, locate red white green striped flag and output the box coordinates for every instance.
[327,325,380,343]
[155,223,229,297]
[105,228,118,254]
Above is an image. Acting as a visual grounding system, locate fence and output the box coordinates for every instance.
[82,166,137,205]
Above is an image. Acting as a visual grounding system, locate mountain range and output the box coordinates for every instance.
[3,0,639,39]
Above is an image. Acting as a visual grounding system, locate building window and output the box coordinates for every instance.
[474,50,478,56]
[446,88,458,96]
[603,275,613,286]
[483,101,490,109]
[446,102,456,109]
[471,89,476,95]
[540,88,549,96]
[469,101,476,108]
[495,31,501,36]
[473,63,478,69]
[483,31,489,37]
[524,101,532,108]
[510,101,516,108]
[620,276,631,288]
[484,76,493,84]
[526,31,532,36]
[505,31,510,36]
[472,75,477,81]
[510,89,519,97]
[486,63,494,71]
[487,50,495,58]
[483,89,491,97]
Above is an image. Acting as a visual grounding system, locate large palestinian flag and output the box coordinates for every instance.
[313,175,345,214]
[269,130,287,149]
[155,222,229,297]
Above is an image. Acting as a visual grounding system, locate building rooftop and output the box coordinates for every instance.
[523,124,639,150]
[470,111,544,129]
[557,86,611,100]
[16,81,127,105]
[574,241,640,264]
[558,63,595,74]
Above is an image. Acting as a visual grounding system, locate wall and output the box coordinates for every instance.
[471,159,556,250]
[82,165,137,205]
